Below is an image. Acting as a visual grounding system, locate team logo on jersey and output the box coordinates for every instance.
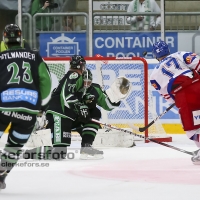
[185,53,196,64]
[1,88,38,105]
[150,80,161,90]
[186,56,192,64]
[69,72,78,79]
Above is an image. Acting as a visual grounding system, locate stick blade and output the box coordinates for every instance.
[128,124,140,132]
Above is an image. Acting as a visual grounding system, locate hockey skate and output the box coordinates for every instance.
[80,143,104,160]
[0,166,7,190]
[191,149,200,165]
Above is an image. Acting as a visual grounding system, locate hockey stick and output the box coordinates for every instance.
[142,51,148,57]
[91,118,196,156]
[131,103,175,132]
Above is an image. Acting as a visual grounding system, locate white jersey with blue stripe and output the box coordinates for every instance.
[150,51,200,103]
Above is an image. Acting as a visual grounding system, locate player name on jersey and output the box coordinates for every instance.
[0,51,35,60]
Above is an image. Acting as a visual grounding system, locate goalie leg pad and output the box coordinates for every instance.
[92,128,135,148]
[25,129,52,149]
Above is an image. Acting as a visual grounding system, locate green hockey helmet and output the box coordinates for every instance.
[70,55,86,71]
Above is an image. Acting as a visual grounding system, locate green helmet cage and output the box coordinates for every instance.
[83,69,93,88]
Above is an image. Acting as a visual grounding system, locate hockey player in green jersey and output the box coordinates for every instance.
[23,56,132,160]
[0,24,52,189]
[25,56,118,160]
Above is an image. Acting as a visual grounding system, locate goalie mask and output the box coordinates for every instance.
[70,55,86,71]
[3,24,22,45]
[83,69,93,89]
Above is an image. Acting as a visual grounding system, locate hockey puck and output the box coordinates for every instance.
[143,51,147,56]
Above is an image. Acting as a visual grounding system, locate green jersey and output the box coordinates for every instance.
[0,46,52,114]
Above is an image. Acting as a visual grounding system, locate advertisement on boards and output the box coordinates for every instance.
[39,31,200,58]
[93,32,178,57]
[39,33,87,57]
[39,32,178,58]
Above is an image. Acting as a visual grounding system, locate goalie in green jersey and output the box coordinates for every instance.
[23,56,132,160]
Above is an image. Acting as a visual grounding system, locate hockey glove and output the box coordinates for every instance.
[106,76,132,103]
[83,94,96,109]
[35,111,48,130]
[74,102,90,123]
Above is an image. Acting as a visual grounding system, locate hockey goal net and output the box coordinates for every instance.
[44,57,172,143]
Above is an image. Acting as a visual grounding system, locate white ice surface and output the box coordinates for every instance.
[0,134,200,200]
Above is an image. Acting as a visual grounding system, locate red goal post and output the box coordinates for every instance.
[43,56,172,143]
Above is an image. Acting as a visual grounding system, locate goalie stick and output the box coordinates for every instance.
[131,103,175,132]
[91,118,196,156]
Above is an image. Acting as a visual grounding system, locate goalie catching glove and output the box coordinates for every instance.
[106,76,132,103]
[74,102,90,123]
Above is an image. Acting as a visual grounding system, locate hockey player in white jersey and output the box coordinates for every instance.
[150,40,200,165]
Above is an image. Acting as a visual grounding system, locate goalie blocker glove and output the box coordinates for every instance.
[74,102,90,123]
[83,94,96,109]
[106,76,132,103]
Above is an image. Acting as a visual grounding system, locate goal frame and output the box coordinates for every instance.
[44,56,171,143]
